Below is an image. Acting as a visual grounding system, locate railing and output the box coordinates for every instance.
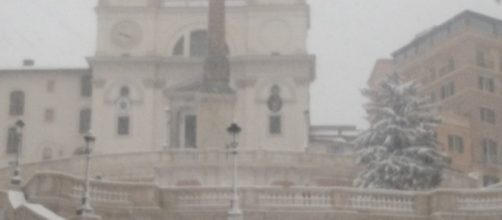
[162,0,247,7]
[0,150,353,188]
[25,172,160,208]
[17,172,502,218]
[175,188,232,207]
[350,194,414,212]
[257,189,332,208]
[161,0,306,7]
[72,185,130,204]
[457,192,502,211]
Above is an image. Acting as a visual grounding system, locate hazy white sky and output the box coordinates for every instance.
[0,0,501,128]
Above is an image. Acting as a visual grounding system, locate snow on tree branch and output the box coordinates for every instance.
[354,73,448,190]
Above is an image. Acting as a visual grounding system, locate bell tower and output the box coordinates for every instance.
[89,0,164,154]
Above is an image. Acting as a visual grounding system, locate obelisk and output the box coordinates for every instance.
[201,0,232,92]
[196,0,237,150]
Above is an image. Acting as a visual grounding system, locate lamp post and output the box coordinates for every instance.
[77,131,95,217]
[10,119,24,187]
[226,123,242,220]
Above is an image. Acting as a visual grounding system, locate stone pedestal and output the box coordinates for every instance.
[196,93,236,150]
[227,209,243,220]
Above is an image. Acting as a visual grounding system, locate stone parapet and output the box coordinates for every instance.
[16,172,502,220]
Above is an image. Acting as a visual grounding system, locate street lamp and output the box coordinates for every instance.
[77,131,96,216]
[226,123,242,220]
[10,119,25,187]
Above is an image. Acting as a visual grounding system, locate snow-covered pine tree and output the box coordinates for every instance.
[354,73,448,190]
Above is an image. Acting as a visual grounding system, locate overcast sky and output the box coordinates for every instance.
[0,0,501,128]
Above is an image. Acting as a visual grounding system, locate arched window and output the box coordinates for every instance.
[189,30,208,57]
[172,29,208,57]
[9,91,25,116]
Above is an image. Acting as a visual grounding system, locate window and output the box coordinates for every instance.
[6,127,18,154]
[117,116,130,135]
[44,108,55,123]
[46,80,55,92]
[42,147,53,160]
[430,92,437,102]
[173,37,185,56]
[477,49,494,69]
[120,86,130,97]
[79,109,91,134]
[448,58,455,72]
[448,135,464,154]
[269,115,282,135]
[482,139,498,163]
[476,49,486,67]
[480,107,496,124]
[81,75,92,97]
[9,91,25,116]
[483,175,500,187]
[184,115,197,148]
[172,29,209,57]
[478,76,495,93]
[440,82,455,99]
[189,30,208,57]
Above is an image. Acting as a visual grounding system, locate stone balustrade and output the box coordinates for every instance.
[0,150,354,188]
[161,0,305,7]
[162,0,247,7]
[8,172,502,219]
[25,172,160,209]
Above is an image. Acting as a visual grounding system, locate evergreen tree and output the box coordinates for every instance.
[354,73,448,190]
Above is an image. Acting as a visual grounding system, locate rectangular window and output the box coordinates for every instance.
[46,80,55,93]
[117,116,130,136]
[440,82,455,100]
[9,91,25,116]
[478,76,495,93]
[477,49,494,69]
[480,107,496,124]
[81,75,92,97]
[482,139,498,163]
[477,50,486,67]
[448,135,464,154]
[184,115,197,148]
[269,115,282,135]
[6,127,18,154]
[448,58,455,72]
[483,175,500,187]
[44,108,55,123]
[79,109,91,134]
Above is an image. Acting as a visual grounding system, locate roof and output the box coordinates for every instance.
[0,66,89,74]
[368,59,394,88]
[392,10,502,57]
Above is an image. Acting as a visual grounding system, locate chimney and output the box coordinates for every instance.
[23,59,35,67]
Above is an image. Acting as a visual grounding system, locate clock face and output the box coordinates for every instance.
[111,20,142,49]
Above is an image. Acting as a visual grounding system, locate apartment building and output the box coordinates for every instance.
[369,11,502,186]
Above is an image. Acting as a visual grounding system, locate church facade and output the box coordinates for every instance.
[0,0,314,166]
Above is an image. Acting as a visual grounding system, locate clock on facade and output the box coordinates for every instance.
[111,20,143,49]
